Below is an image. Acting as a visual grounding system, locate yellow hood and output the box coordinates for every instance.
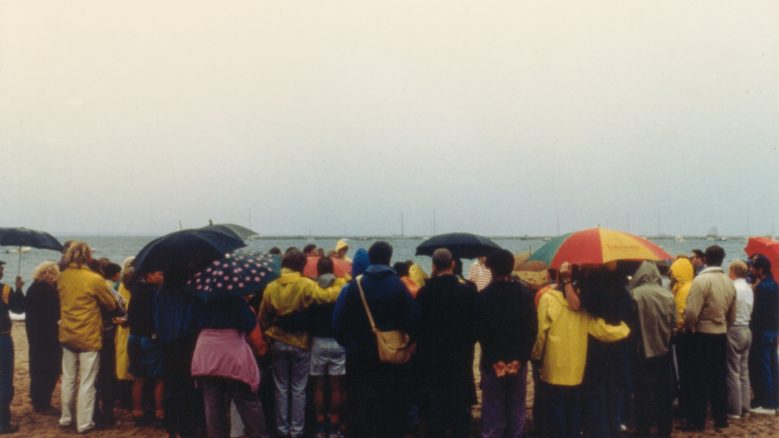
[670,258,694,292]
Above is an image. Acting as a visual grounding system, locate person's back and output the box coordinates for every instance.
[58,264,116,352]
[55,242,117,434]
[628,261,676,437]
[474,249,537,438]
[331,241,418,438]
[628,261,675,359]
[685,266,736,334]
[681,246,736,431]
[417,274,476,378]
[416,248,477,438]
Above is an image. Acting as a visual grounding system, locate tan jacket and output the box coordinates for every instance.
[684,267,736,334]
[58,264,118,351]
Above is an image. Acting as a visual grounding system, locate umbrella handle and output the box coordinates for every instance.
[17,246,21,278]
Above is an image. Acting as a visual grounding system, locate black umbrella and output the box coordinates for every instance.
[0,227,64,276]
[133,228,246,286]
[415,232,501,259]
[201,223,260,240]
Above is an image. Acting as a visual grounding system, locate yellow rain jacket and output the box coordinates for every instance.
[531,289,630,386]
[669,258,694,330]
[259,268,337,350]
[115,282,133,380]
[57,264,118,352]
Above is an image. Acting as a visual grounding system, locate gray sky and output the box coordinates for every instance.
[1,1,777,237]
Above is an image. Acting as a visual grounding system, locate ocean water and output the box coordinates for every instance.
[2,234,754,286]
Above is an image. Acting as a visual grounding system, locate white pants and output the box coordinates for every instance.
[59,348,100,433]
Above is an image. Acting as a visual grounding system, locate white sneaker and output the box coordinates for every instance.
[749,406,776,415]
[727,414,741,420]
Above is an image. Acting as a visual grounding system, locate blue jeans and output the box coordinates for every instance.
[0,335,14,428]
[270,341,310,437]
[750,330,779,409]
[480,363,527,438]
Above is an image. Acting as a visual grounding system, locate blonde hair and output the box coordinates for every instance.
[121,256,136,288]
[33,261,60,284]
[61,241,92,268]
[729,260,749,279]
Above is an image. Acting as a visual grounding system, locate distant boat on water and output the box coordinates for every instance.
[675,235,685,242]
[5,246,31,254]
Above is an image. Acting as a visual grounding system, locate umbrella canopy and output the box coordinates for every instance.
[302,256,352,279]
[185,250,280,301]
[744,236,779,280]
[133,228,246,284]
[0,227,63,251]
[0,227,64,276]
[528,227,672,268]
[415,232,501,259]
[201,223,260,240]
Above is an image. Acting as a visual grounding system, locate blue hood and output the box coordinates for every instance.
[351,248,369,277]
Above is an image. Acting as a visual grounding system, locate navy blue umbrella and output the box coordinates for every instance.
[185,249,280,302]
[134,228,246,285]
[0,227,64,276]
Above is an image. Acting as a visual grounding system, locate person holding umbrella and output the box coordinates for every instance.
[0,260,24,434]
[57,241,119,434]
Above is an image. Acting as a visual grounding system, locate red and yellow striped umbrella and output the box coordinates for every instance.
[529,227,672,268]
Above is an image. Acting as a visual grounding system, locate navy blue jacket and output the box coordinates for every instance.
[332,264,419,360]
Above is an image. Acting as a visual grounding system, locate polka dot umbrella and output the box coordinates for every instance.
[186,249,280,301]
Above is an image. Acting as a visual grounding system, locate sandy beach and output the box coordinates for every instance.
[6,321,778,437]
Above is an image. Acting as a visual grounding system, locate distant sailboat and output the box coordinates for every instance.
[675,234,685,242]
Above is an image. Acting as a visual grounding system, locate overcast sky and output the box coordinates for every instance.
[1,1,776,237]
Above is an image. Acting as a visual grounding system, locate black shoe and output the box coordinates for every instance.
[0,424,18,435]
[33,405,59,416]
[678,423,705,432]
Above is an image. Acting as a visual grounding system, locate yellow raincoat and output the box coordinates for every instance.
[57,264,118,352]
[531,289,630,386]
[669,258,694,330]
[115,282,133,380]
[259,268,337,350]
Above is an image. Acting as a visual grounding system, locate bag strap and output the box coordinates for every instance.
[356,275,378,334]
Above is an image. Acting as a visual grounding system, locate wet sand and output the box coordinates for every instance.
[7,322,778,437]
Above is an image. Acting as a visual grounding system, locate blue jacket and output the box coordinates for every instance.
[154,286,201,343]
[333,264,419,360]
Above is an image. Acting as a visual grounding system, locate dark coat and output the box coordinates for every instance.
[416,274,477,399]
[476,279,537,368]
[25,281,59,352]
[333,264,419,362]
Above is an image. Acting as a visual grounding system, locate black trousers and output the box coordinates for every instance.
[28,339,61,410]
[94,328,116,425]
[633,352,673,437]
[690,333,728,428]
[163,337,203,437]
[345,354,409,438]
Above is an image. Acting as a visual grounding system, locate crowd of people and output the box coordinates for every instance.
[0,238,776,438]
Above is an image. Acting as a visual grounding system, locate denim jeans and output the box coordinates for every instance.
[480,363,527,438]
[0,335,14,428]
[271,341,310,437]
[750,330,779,409]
